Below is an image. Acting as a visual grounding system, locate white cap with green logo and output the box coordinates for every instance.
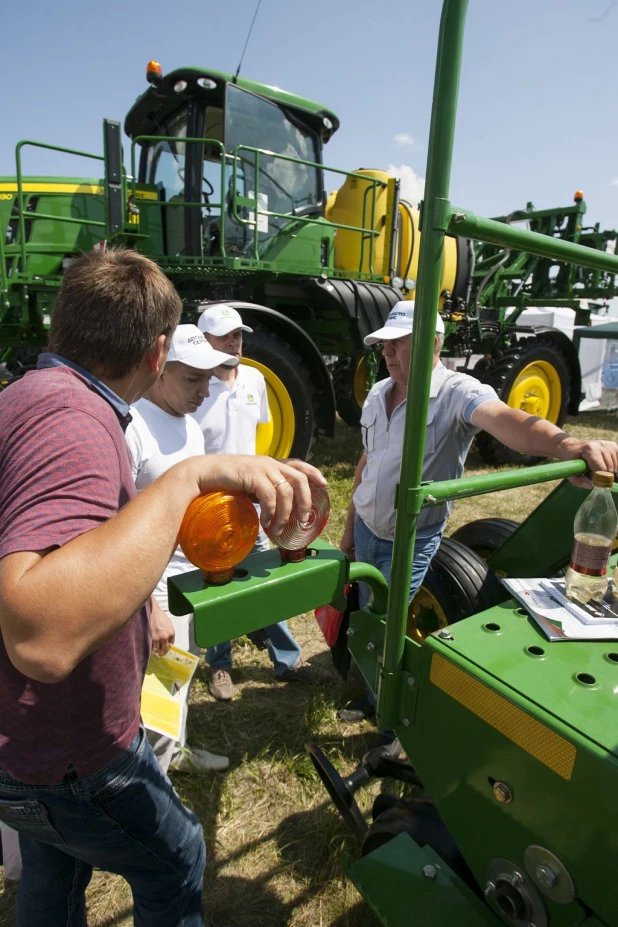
[197,304,253,337]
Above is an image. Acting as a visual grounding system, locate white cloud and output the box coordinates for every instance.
[387,163,425,206]
[393,132,415,146]
[611,178,618,186]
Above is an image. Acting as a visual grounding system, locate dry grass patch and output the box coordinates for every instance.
[2,411,617,925]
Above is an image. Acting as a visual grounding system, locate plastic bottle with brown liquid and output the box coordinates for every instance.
[565,470,617,604]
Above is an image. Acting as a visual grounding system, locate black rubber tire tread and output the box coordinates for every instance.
[333,354,364,427]
[411,536,503,628]
[333,353,388,428]
[475,336,571,466]
[242,327,318,460]
[450,517,519,559]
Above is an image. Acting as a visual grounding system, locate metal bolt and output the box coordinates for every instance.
[535,864,558,890]
[425,494,438,504]
[492,781,513,804]
[407,676,416,687]
[366,642,375,651]
[509,872,524,888]
[402,717,411,727]
[346,627,356,637]
[423,864,437,880]
[438,629,454,640]
[377,655,383,664]
[484,881,496,896]
[453,212,467,223]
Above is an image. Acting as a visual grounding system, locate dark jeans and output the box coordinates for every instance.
[0,727,205,927]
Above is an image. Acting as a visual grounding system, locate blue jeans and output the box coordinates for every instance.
[206,620,301,676]
[206,525,302,676]
[0,728,205,927]
[353,514,442,610]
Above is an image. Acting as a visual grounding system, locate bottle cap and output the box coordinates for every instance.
[592,470,614,488]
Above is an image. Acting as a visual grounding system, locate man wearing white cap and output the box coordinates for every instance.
[126,324,238,772]
[340,300,618,722]
[194,304,320,701]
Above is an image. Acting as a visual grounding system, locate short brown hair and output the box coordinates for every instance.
[49,248,183,378]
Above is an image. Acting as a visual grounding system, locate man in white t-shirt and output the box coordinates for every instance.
[193,304,323,701]
[125,324,239,773]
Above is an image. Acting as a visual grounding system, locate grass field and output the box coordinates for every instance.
[2,411,618,926]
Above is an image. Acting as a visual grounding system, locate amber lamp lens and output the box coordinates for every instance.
[266,486,330,562]
[178,491,259,584]
[146,59,163,77]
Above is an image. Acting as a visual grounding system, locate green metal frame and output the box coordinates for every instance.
[129,134,387,274]
[230,144,386,271]
[373,0,618,730]
[14,141,106,275]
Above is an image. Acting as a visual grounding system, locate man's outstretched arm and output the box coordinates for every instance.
[0,454,325,684]
[471,401,618,477]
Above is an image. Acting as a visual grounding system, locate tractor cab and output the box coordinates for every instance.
[124,63,339,262]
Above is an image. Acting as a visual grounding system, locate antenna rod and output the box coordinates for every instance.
[233,0,263,83]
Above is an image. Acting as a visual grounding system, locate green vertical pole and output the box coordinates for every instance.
[377,0,468,727]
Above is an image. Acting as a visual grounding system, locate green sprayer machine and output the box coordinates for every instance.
[2,41,618,465]
[161,3,618,925]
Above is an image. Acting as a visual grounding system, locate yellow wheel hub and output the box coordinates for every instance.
[507,359,561,422]
[353,356,370,408]
[243,358,295,458]
[407,587,449,644]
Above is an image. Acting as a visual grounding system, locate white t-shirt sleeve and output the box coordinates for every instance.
[259,375,270,425]
[125,417,145,484]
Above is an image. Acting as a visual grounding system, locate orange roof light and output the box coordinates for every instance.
[178,491,259,585]
[146,60,163,85]
[266,486,330,562]
[574,190,584,202]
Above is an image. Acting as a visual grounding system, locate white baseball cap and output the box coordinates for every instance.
[197,304,253,337]
[167,324,239,369]
[364,301,445,345]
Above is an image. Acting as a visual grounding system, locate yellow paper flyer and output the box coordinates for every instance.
[141,645,199,741]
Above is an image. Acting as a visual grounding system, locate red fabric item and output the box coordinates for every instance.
[315,584,351,647]
[0,367,150,785]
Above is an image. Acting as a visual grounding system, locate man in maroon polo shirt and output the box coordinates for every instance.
[0,248,325,927]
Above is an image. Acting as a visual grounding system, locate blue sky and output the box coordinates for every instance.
[3,0,618,230]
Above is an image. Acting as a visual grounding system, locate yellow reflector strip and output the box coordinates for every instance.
[430,653,576,781]
[0,183,158,200]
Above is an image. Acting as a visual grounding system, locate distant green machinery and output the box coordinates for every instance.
[2,53,618,463]
[167,3,618,925]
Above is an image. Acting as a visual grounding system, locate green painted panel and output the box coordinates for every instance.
[439,601,618,758]
[347,835,501,927]
[396,636,618,927]
[167,538,348,648]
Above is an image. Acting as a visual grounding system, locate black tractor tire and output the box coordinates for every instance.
[361,796,479,891]
[450,517,519,561]
[333,353,387,427]
[242,327,318,460]
[475,336,571,466]
[407,537,503,643]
